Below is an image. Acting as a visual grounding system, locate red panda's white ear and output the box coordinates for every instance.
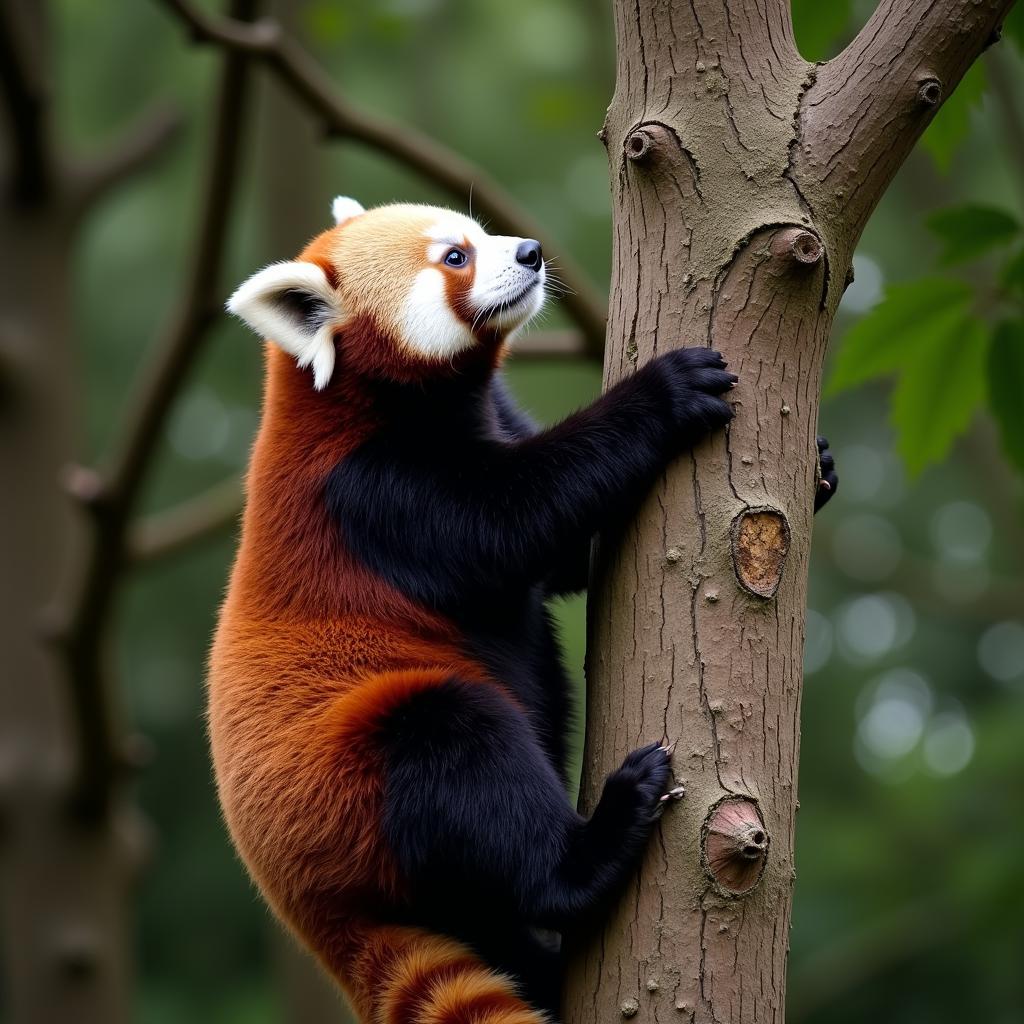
[331,196,365,225]
[227,261,341,390]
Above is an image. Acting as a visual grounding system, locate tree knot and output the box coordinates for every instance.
[771,227,823,269]
[623,122,677,164]
[702,796,770,897]
[916,77,943,108]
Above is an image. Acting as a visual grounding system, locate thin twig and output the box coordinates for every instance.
[510,329,592,359]
[50,0,260,815]
[123,328,594,564]
[154,0,609,356]
[128,474,243,564]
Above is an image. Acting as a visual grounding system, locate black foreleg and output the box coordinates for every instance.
[378,678,676,939]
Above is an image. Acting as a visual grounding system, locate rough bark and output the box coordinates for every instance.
[566,2,1015,1022]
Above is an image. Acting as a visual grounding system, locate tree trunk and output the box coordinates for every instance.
[0,0,250,1017]
[565,2,1014,1022]
[0,194,139,1024]
[0,3,137,1017]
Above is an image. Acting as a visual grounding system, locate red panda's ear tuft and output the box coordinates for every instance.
[331,196,365,226]
[227,261,341,390]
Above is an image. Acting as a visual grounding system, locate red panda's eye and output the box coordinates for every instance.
[444,248,468,268]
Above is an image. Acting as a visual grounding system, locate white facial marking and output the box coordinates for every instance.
[331,195,365,224]
[419,213,547,337]
[425,216,485,246]
[400,268,475,360]
[227,261,341,390]
[468,231,546,334]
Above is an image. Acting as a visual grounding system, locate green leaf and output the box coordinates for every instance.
[927,204,1021,266]
[1002,245,1024,297]
[921,63,987,172]
[987,320,1024,473]
[826,278,973,396]
[1005,5,1024,51]
[790,0,852,61]
[891,315,988,476]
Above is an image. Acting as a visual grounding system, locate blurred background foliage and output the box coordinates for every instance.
[36,0,1024,1021]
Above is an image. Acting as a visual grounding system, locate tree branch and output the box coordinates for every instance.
[0,0,52,203]
[128,474,243,564]
[794,0,1016,250]
[119,328,597,568]
[153,0,608,356]
[510,329,595,360]
[49,0,260,815]
[68,104,183,218]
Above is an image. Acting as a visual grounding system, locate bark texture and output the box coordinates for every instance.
[566,2,1014,1022]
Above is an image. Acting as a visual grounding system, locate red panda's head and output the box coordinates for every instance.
[227,198,546,390]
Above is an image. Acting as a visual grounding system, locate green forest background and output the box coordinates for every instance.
[20,0,1024,1020]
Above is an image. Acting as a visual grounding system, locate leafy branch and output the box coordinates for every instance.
[827,166,1024,477]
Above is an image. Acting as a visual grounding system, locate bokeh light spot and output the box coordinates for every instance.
[838,593,915,662]
[923,710,975,775]
[929,500,992,565]
[831,513,903,582]
[168,388,230,461]
[977,621,1024,686]
[841,253,884,314]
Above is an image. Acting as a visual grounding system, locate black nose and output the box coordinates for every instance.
[515,239,543,271]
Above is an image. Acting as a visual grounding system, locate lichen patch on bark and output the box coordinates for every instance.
[730,507,791,598]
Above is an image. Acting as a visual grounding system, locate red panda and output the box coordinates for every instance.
[211,197,745,1022]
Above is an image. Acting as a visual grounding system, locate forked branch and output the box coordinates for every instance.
[793,0,1017,243]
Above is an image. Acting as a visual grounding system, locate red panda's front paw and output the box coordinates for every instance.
[651,347,738,439]
[602,741,680,826]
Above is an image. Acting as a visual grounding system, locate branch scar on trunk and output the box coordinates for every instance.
[702,796,770,898]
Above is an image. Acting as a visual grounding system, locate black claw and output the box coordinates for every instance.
[814,436,838,513]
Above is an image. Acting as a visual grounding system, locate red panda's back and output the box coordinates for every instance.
[207,344,492,928]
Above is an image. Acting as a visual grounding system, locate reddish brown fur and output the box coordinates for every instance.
[209,224,545,1022]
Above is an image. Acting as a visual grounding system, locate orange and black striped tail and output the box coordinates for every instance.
[337,922,550,1024]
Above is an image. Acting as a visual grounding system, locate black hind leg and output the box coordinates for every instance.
[378,677,676,941]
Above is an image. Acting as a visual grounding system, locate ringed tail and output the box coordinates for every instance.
[337,922,549,1024]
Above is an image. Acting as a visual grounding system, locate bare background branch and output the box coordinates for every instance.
[154,0,608,355]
